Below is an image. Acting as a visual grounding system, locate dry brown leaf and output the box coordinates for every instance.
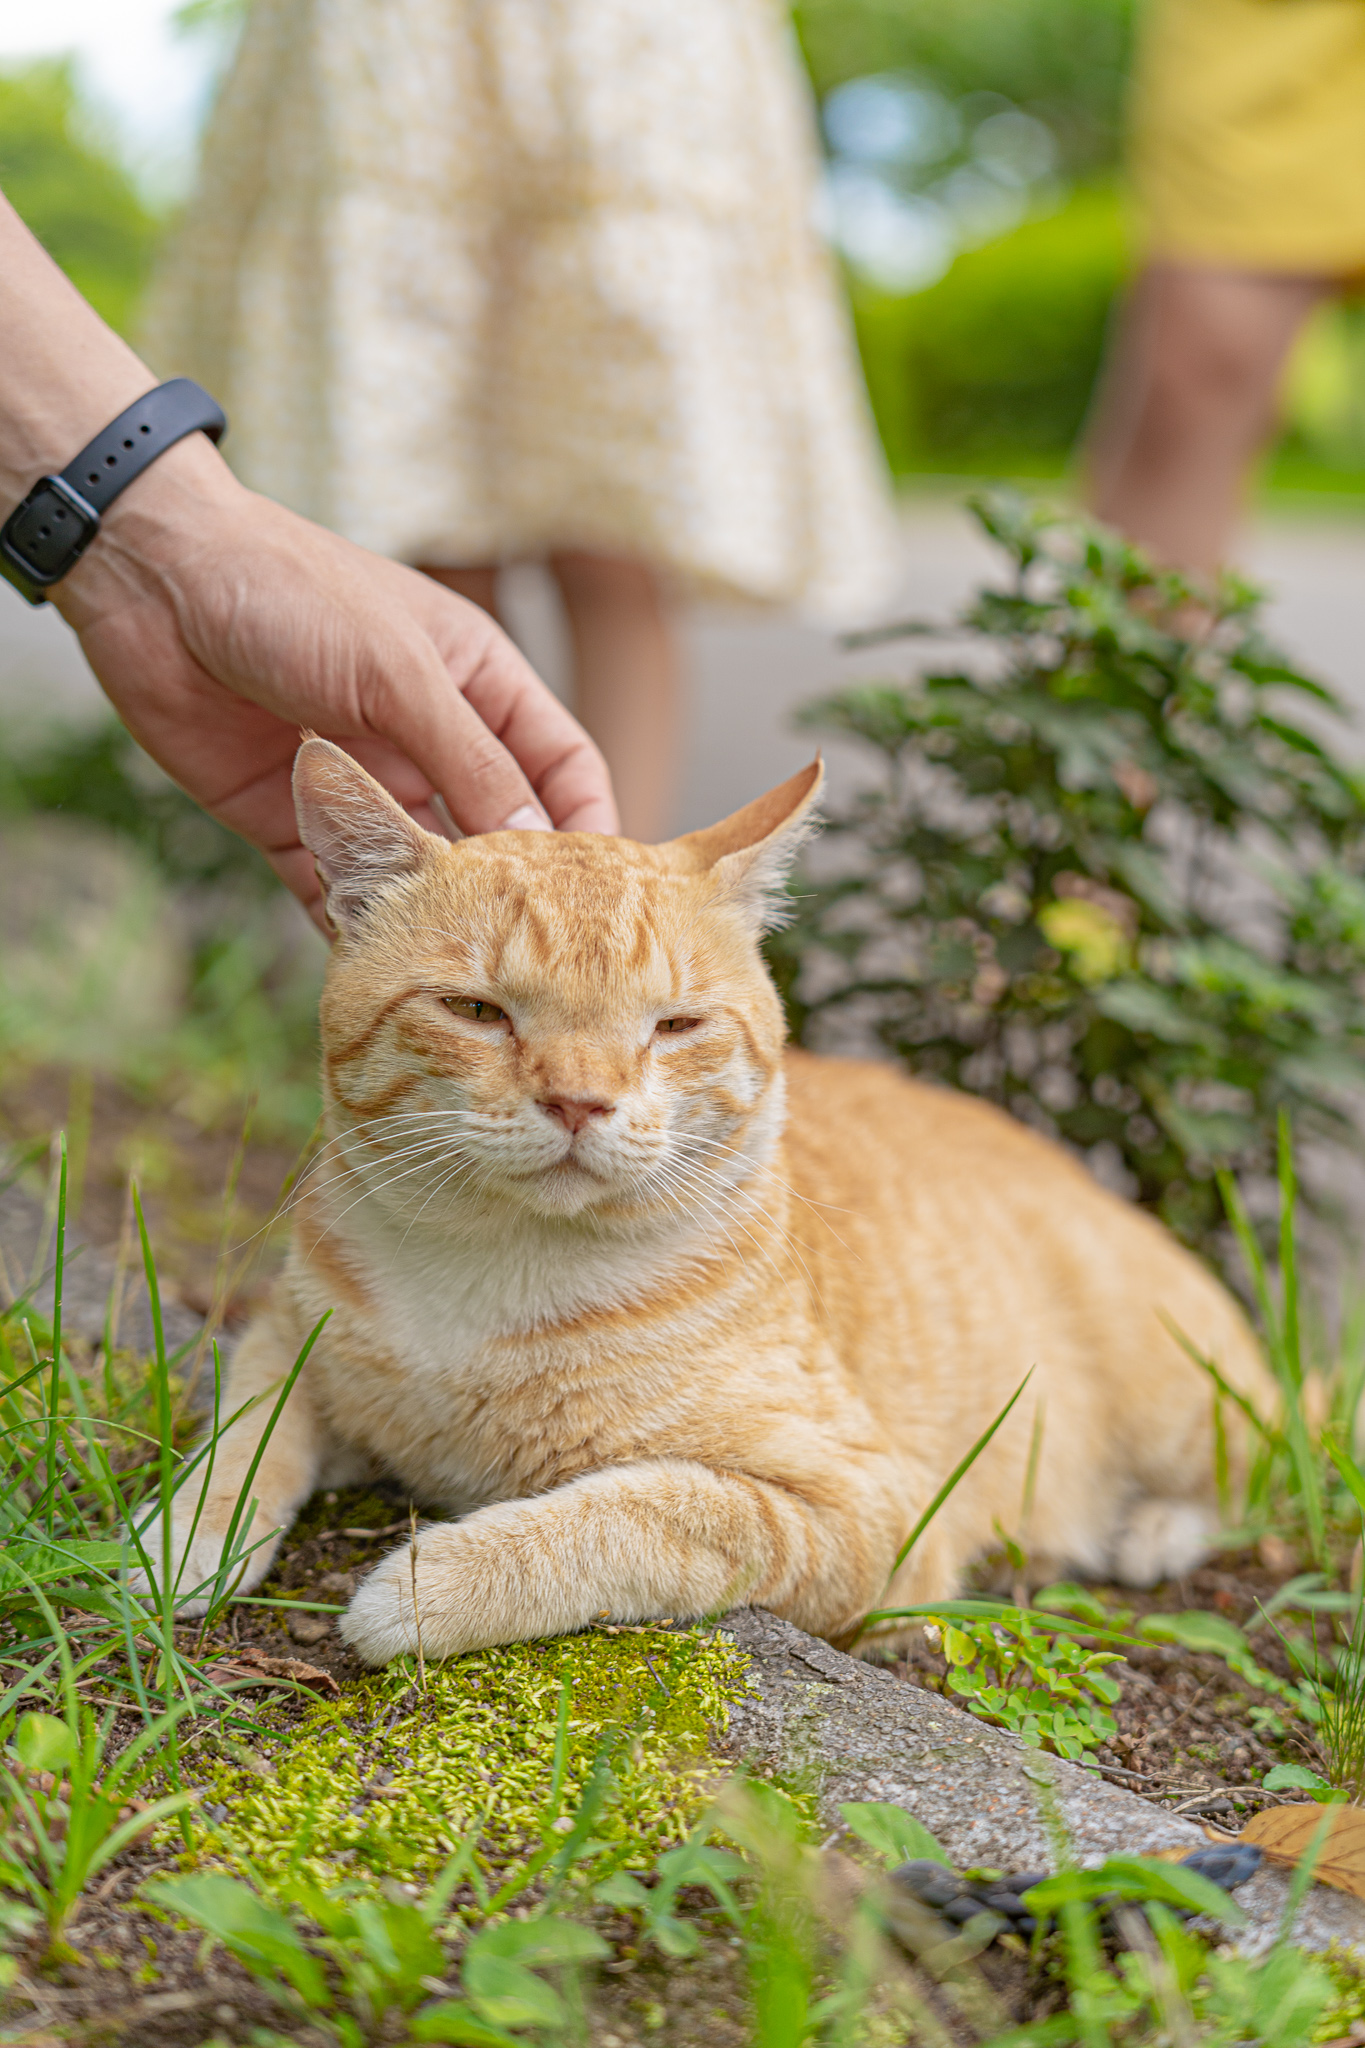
[199,1646,341,1699]
[233,1644,342,1697]
[1238,1801,1365,1898]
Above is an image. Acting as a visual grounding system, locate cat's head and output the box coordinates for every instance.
[294,738,821,1226]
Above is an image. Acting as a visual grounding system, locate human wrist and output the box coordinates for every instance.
[53,428,248,631]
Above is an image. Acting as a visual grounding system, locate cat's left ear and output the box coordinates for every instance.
[293,735,437,935]
[672,759,823,931]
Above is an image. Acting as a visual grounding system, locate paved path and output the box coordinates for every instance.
[4,497,1362,833]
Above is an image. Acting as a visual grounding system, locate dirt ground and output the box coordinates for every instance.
[0,1091,1346,2042]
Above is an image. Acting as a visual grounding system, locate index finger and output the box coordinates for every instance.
[396,567,620,834]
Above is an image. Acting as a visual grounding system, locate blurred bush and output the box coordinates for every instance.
[772,491,1365,1259]
[852,186,1125,475]
[801,0,1365,490]
[798,0,1133,475]
[0,60,159,336]
[1277,302,1365,490]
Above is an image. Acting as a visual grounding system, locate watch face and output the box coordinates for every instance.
[2,477,99,583]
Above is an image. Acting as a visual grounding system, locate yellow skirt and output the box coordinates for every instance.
[1131,0,1365,277]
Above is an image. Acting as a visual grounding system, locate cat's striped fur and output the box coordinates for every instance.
[146,738,1272,1663]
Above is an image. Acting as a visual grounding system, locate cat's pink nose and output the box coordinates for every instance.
[538,1095,614,1136]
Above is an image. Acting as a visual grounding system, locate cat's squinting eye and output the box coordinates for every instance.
[442,996,507,1024]
[655,1017,702,1037]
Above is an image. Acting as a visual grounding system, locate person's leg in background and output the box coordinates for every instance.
[547,552,678,844]
[420,564,503,621]
[1085,263,1329,576]
[419,553,678,842]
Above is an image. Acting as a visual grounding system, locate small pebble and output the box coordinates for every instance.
[1180,1844,1262,1888]
[942,1896,993,1924]
[288,1612,333,1646]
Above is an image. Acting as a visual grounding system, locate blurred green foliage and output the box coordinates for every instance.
[800,0,1134,473]
[0,60,159,337]
[803,0,1365,489]
[0,722,275,897]
[795,0,1135,178]
[853,185,1125,476]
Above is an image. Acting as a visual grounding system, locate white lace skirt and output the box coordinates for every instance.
[144,0,900,620]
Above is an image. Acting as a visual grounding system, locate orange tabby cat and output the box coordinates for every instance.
[148,737,1272,1663]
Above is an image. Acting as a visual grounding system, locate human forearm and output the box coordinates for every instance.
[0,197,160,499]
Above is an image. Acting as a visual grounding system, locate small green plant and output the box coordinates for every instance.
[922,1609,1123,1759]
[0,1139,328,1761]
[594,1832,745,1958]
[838,1799,951,1871]
[0,1584,193,1957]
[1314,1605,1365,1806]
[148,1856,478,2046]
[774,490,1365,1259]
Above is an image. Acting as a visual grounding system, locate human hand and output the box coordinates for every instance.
[53,433,619,927]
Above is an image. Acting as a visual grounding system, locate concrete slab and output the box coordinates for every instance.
[720,1606,1365,1959]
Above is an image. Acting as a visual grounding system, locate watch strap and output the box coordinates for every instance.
[60,377,226,515]
[0,379,227,606]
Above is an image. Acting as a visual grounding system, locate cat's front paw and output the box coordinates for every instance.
[342,1524,523,1665]
[342,1537,448,1665]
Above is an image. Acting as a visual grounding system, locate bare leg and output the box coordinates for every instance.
[550,551,679,843]
[416,563,503,622]
[1085,263,1329,576]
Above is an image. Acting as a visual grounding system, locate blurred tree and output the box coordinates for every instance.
[794,0,1135,180]
[0,60,158,337]
[798,0,1137,475]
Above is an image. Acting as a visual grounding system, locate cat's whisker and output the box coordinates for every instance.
[302,1142,483,1247]
[639,1172,756,1283]
[281,1114,481,1210]
[388,1148,510,1256]
[651,1150,825,1309]
[286,1136,473,1217]
[638,1158,781,1288]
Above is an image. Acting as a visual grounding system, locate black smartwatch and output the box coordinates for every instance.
[0,378,227,607]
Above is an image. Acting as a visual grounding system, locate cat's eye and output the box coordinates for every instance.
[442,996,507,1024]
[655,1017,702,1037]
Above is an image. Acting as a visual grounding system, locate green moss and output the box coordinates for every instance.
[191,1623,755,1896]
[1314,1941,1365,2042]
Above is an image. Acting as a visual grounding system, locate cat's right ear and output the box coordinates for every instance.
[292,736,435,936]
[671,759,824,931]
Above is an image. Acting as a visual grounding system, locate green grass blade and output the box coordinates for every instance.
[1218,1169,1284,1379]
[43,1137,67,1537]
[844,1372,1033,1650]
[1323,1434,1365,1520]
[890,1371,1034,1581]
[1278,1109,1301,1388]
[205,1310,331,1619]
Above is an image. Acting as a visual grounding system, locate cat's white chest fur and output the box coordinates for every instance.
[294,1204,740,1515]
[334,1200,716,1360]
[292,1193,747,1512]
